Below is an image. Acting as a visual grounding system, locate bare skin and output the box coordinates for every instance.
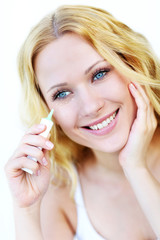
[5,34,160,240]
[40,127,160,240]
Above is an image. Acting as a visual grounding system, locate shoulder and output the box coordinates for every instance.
[40,181,77,239]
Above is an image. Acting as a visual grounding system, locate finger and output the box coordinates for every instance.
[43,149,51,167]
[5,156,40,176]
[132,82,153,126]
[26,124,46,135]
[129,83,148,123]
[133,83,157,129]
[132,82,150,105]
[129,83,157,133]
[20,134,54,151]
[14,144,44,165]
[148,105,158,131]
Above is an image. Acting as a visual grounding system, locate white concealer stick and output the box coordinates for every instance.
[22,109,54,174]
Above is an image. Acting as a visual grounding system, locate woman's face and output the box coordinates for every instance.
[35,34,137,153]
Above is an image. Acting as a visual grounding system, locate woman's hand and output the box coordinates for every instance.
[119,83,160,237]
[5,124,54,208]
[119,82,157,170]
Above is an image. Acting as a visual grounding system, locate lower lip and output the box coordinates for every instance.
[81,110,119,136]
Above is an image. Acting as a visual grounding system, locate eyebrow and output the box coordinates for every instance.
[47,59,106,93]
[47,82,68,93]
[84,59,106,74]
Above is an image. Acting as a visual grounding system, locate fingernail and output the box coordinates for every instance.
[130,83,136,90]
[45,141,54,149]
[42,157,48,166]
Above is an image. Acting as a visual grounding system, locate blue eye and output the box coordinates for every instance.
[94,72,105,80]
[53,90,70,100]
[93,68,110,81]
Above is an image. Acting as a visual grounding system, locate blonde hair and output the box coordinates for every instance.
[18,5,160,194]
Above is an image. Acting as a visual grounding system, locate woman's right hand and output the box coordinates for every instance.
[5,124,54,208]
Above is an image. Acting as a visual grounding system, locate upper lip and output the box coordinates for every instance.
[82,108,119,128]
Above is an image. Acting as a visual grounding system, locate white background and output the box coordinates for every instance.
[0,0,160,239]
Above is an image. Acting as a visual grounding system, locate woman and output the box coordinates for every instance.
[5,5,160,240]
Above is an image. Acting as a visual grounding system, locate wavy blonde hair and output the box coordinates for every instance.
[18,5,160,194]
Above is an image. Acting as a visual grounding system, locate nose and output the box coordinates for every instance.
[79,87,104,117]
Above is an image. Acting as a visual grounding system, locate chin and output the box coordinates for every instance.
[90,132,130,154]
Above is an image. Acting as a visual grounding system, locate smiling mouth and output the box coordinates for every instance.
[83,109,119,130]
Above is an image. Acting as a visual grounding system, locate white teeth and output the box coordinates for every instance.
[90,125,97,130]
[106,118,110,124]
[110,116,113,121]
[97,123,103,129]
[102,120,108,127]
[89,110,117,130]
[113,112,116,118]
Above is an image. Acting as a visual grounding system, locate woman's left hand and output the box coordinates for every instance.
[119,82,157,170]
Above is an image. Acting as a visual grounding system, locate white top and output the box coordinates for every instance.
[74,174,105,240]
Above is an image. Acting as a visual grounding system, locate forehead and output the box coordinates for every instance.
[34,33,103,78]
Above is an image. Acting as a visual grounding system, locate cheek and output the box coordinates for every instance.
[53,104,77,130]
[97,74,128,100]
[102,77,137,119]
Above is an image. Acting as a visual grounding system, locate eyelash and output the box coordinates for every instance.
[52,89,71,100]
[91,67,111,82]
[51,67,111,101]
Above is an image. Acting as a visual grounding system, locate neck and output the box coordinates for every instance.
[81,149,124,178]
[93,150,123,174]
